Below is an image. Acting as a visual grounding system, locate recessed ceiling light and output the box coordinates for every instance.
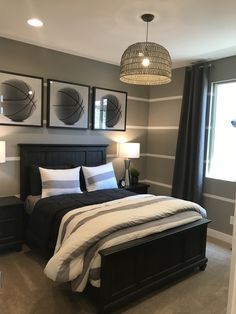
[27,18,43,27]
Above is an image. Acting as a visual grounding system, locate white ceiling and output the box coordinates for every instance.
[1,0,236,68]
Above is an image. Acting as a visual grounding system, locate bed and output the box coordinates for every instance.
[19,143,210,313]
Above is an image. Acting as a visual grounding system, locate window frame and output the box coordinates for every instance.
[206,79,236,182]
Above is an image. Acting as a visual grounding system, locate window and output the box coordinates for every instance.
[206,81,236,182]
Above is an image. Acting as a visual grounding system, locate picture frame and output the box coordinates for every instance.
[0,70,43,127]
[92,87,127,131]
[47,79,90,129]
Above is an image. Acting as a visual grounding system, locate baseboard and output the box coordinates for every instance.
[207,227,232,244]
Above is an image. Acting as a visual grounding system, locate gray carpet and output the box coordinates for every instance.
[0,238,231,314]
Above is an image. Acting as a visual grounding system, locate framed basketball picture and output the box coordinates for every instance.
[0,70,43,127]
[92,87,127,131]
[47,79,90,129]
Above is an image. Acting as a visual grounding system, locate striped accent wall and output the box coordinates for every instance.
[0,95,149,197]
[146,67,184,198]
[0,37,150,197]
[146,65,236,237]
[0,37,235,239]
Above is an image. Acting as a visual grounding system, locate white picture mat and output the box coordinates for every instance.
[0,72,42,126]
[94,88,127,130]
[49,80,89,128]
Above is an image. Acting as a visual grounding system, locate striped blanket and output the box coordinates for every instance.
[44,194,206,291]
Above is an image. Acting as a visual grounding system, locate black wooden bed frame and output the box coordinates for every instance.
[19,144,210,313]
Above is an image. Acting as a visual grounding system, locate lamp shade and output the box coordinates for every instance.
[120,42,172,85]
[119,143,140,159]
[0,141,6,163]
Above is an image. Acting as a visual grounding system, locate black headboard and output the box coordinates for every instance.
[19,144,108,200]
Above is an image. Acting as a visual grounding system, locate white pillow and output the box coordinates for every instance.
[39,166,82,198]
[82,162,118,192]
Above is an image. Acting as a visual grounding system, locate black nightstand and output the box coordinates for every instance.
[124,183,150,194]
[0,196,24,253]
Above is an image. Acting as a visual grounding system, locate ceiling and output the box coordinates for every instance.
[1,0,236,68]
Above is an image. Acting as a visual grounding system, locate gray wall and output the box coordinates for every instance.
[148,59,236,236]
[147,68,185,196]
[0,37,235,236]
[0,37,149,196]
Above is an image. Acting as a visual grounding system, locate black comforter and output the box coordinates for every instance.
[25,189,135,258]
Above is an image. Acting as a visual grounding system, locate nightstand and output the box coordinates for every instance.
[124,183,150,194]
[0,196,24,253]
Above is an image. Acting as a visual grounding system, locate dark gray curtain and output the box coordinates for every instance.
[171,64,210,204]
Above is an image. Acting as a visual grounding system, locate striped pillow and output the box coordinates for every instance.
[39,166,82,198]
[82,162,118,192]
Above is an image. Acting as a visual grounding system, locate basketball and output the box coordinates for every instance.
[54,88,84,125]
[1,79,36,122]
[101,94,121,127]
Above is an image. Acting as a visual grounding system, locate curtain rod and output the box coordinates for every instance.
[187,63,213,70]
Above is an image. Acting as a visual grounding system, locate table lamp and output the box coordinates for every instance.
[118,142,140,187]
[0,141,6,163]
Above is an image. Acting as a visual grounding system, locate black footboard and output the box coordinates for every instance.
[98,218,210,313]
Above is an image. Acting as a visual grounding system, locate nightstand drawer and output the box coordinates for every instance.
[0,196,24,252]
[0,207,18,220]
[0,218,17,242]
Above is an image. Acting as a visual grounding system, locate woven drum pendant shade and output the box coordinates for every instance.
[120,42,171,85]
[120,14,172,85]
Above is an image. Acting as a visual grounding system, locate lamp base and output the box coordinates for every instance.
[124,159,131,187]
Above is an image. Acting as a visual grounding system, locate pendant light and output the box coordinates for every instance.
[120,13,172,85]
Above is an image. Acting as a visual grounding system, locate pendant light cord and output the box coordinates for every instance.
[146,21,149,42]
